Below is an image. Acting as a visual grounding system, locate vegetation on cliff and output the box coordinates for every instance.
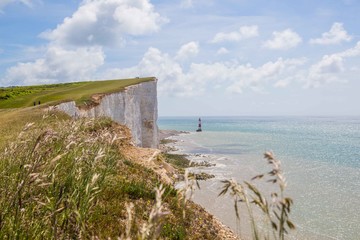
[0,109,236,239]
[0,77,155,109]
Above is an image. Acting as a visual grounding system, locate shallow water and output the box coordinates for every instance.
[159,116,360,240]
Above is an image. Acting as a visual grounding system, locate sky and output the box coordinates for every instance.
[0,0,360,116]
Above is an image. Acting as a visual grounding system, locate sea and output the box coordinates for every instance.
[158,116,360,240]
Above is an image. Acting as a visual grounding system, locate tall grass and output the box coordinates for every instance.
[0,114,118,239]
[0,112,235,239]
[219,151,295,240]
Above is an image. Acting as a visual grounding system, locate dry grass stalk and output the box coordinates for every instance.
[0,114,119,239]
[177,169,199,219]
[120,185,170,240]
[140,184,169,240]
[119,202,134,240]
[219,151,295,240]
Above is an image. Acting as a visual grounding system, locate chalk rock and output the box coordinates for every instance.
[57,80,159,148]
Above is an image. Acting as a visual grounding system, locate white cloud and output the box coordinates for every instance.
[187,57,305,94]
[225,58,306,93]
[216,47,229,55]
[175,41,199,61]
[181,0,193,8]
[263,29,302,50]
[3,46,104,85]
[211,25,259,43]
[180,0,211,8]
[310,22,352,45]
[305,55,344,88]
[337,41,360,57]
[1,0,169,86]
[304,41,360,88]
[103,47,305,96]
[0,0,34,10]
[40,0,168,47]
[103,47,193,95]
[274,79,290,88]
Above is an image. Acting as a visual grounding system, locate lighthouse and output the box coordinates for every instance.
[196,118,202,132]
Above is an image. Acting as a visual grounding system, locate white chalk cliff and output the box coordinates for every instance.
[57,80,159,148]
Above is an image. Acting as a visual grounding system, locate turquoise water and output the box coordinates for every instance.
[158,116,360,240]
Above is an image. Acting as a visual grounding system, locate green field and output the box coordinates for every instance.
[0,77,155,109]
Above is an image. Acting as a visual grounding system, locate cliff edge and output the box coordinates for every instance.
[57,79,159,148]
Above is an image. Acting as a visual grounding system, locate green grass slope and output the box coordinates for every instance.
[0,77,155,109]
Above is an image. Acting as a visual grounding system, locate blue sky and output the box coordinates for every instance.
[1,0,360,116]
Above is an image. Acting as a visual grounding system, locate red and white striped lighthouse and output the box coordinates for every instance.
[196,118,202,132]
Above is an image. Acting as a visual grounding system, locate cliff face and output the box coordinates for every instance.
[57,80,159,148]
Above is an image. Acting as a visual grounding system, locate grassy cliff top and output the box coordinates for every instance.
[0,77,155,109]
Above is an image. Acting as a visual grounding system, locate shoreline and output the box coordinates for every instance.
[159,129,188,140]
[159,129,239,239]
[158,124,358,240]
[159,129,282,240]
[160,130,297,240]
